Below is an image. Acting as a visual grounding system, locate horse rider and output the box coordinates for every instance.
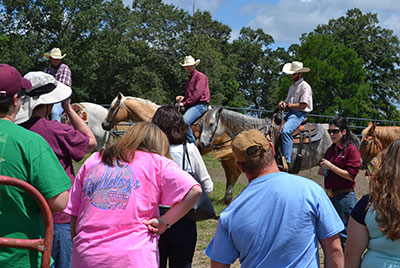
[277,61,312,169]
[44,47,72,122]
[175,55,210,144]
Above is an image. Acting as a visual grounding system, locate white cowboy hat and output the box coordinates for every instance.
[282,61,310,74]
[44,48,66,59]
[15,72,72,124]
[179,55,200,67]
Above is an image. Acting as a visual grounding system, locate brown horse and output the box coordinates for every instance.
[360,121,400,165]
[101,92,241,204]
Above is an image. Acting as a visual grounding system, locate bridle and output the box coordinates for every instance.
[106,99,122,128]
[362,132,383,164]
[207,110,222,147]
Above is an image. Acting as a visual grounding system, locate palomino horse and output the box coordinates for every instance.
[199,107,332,172]
[101,93,241,204]
[62,102,112,152]
[360,121,400,165]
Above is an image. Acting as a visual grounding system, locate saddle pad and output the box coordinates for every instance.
[71,103,89,123]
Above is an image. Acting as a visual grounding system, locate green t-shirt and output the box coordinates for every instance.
[0,119,71,268]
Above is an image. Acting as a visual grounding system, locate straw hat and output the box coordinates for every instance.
[44,48,66,59]
[15,72,72,124]
[179,55,200,67]
[282,61,310,74]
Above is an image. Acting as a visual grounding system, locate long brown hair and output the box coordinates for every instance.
[101,122,171,166]
[368,137,400,240]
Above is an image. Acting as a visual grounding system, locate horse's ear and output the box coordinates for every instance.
[368,121,376,134]
[118,92,124,101]
[218,107,223,114]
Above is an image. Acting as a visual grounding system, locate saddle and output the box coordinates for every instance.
[272,120,325,174]
[60,103,89,124]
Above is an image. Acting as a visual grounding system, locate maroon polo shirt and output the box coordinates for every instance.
[324,143,361,190]
[183,69,210,107]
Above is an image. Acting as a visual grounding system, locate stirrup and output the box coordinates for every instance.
[277,156,289,172]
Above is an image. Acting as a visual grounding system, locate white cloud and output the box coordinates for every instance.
[243,0,400,45]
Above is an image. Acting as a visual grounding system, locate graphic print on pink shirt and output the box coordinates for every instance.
[83,163,140,210]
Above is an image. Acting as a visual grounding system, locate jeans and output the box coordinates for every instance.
[51,102,63,122]
[281,110,307,163]
[51,223,72,268]
[183,104,208,144]
[330,191,356,250]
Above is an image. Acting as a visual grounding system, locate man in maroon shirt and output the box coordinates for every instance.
[176,55,210,143]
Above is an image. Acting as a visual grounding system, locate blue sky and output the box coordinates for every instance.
[123,0,400,49]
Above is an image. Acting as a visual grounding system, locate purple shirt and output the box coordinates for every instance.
[44,63,72,87]
[20,117,89,223]
[183,69,210,107]
[324,143,361,190]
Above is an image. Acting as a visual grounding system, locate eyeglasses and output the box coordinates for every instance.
[327,129,341,135]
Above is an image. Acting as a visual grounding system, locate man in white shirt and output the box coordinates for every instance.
[278,61,312,167]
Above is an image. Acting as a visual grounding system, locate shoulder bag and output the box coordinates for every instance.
[182,143,216,222]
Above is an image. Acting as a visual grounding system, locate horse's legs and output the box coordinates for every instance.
[221,156,242,204]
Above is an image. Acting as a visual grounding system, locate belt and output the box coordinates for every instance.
[326,188,354,198]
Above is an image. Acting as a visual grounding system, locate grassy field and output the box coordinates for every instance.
[74,153,369,267]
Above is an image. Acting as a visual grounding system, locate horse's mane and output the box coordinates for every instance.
[362,125,400,145]
[122,96,160,108]
[220,108,271,134]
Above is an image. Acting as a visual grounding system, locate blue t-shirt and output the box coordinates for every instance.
[205,172,344,267]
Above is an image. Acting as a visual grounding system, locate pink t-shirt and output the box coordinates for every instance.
[66,151,199,268]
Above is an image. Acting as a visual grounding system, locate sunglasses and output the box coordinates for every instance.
[327,129,341,135]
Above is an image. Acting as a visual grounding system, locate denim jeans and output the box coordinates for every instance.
[330,191,356,250]
[51,223,72,268]
[183,103,208,144]
[51,102,63,122]
[281,110,307,163]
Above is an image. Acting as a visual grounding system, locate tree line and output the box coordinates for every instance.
[1,0,399,121]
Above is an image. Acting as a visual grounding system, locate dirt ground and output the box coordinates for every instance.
[194,163,369,267]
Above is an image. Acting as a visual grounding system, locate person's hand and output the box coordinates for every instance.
[278,101,287,109]
[61,98,72,113]
[143,217,168,236]
[175,95,184,102]
[320,159,334,170]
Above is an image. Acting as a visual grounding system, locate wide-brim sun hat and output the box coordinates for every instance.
[179,55,200,67]
[282,61,310,74]
[15,71,72,124]
[44,47,66,59]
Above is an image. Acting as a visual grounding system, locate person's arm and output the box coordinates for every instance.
[143,185,202,235]
[70,215,77,240]
[62,98,96,153]
[211,260,230,268]
[46,190,69,213]
[320,234,344,268]
[344,217,369,268]
[320,158,354,182]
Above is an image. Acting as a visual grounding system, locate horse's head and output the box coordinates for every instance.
[360,121,383,164]
[102,92,128,131]
[199,107,225,148]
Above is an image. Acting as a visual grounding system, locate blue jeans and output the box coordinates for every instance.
[330,191,356,250]
[51,223,72,268]
[281,110,307,163]
[183,104,208,144]
[51,102,63,122]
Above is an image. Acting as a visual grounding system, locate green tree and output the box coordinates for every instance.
[305,8,400,119]
[276,35,375,119]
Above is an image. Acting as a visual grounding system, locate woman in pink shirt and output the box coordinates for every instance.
[66,122,202,268]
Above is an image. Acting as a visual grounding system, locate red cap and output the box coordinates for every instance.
[0,64,32,96]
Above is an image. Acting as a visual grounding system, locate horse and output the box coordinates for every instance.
[101,92,241,204]
[62,102,112,152]
[199,107,332,172]
[360,121,400,165]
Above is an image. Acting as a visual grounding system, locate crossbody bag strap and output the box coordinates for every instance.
[183,143,194,172]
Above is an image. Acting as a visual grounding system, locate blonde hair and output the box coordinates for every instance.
[101,122,171,166]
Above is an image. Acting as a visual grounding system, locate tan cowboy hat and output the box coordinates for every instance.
[282,61,310,74]
[179,55,200,67]
[15,72,72,124]
[44,48,66,59]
